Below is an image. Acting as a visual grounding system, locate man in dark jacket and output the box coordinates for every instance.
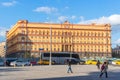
[96,60,100,69]
[67,59,73,73]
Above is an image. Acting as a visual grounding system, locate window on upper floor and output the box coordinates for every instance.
[43,31,45,35]
[47,31,49,35]
[39,30,41,34]
[22,30,25,34]
[35,30,38,34]
[21,37,25,42]
[54,31,56,35]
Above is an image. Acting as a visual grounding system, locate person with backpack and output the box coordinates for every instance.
[99,61,108,78]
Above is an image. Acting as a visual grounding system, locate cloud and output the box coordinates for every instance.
[109,14,120,25]
[71,16,76,20]
[113,38,120,45]
[58,16,68,22]
[78,14,120,47]
[79,14,120,26]
[80,16,84,21]
[0,27,8,37]
[79,16,109,24]
[33,6,58,14]
[1,1,17,7]
[78,15,120,36]
[58,15,77,22]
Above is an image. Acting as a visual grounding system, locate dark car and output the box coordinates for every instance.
[65,58,80,65]
[5,58,17,66]
[79,59,85,65]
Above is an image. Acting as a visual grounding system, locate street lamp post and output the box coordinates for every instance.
[70,35,73,60]
[4,45,6,67]
[49,26,52,65]
[39,48,44,61]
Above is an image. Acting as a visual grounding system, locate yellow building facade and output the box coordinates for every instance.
[0,42,6,57]
[6,20,111,58]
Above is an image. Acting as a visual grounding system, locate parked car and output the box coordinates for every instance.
[10,60,30,66]
[79,59,85,65]
[0,59,4,66]
[5,58,17,66]
[85,60,98,65]
[112,60,120,65]
[106,60,113,64]
[37,60,55,65]
[64,58,80,65]
[30,61,37,65]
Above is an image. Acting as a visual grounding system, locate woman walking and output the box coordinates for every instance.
[99,62,108,78]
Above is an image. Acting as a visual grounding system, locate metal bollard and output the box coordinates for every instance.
[14,64,16,67]
[22,64,24,67]
[31,63,32,66]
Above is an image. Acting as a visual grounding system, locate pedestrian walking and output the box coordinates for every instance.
[96,60,100,69]
[99,62,108,78]
[67,59,73,73]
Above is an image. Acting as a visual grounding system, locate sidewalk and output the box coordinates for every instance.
[0,65,120,80]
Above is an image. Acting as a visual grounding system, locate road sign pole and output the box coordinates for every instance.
[49,26,52,65]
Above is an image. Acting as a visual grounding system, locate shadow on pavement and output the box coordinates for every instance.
[26,76,95,80]
[26,70,120,80]
[0,67,27,73]
[0,67,28,77]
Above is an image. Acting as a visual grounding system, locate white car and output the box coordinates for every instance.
[111,60,120,65]
[10,60,30,66]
